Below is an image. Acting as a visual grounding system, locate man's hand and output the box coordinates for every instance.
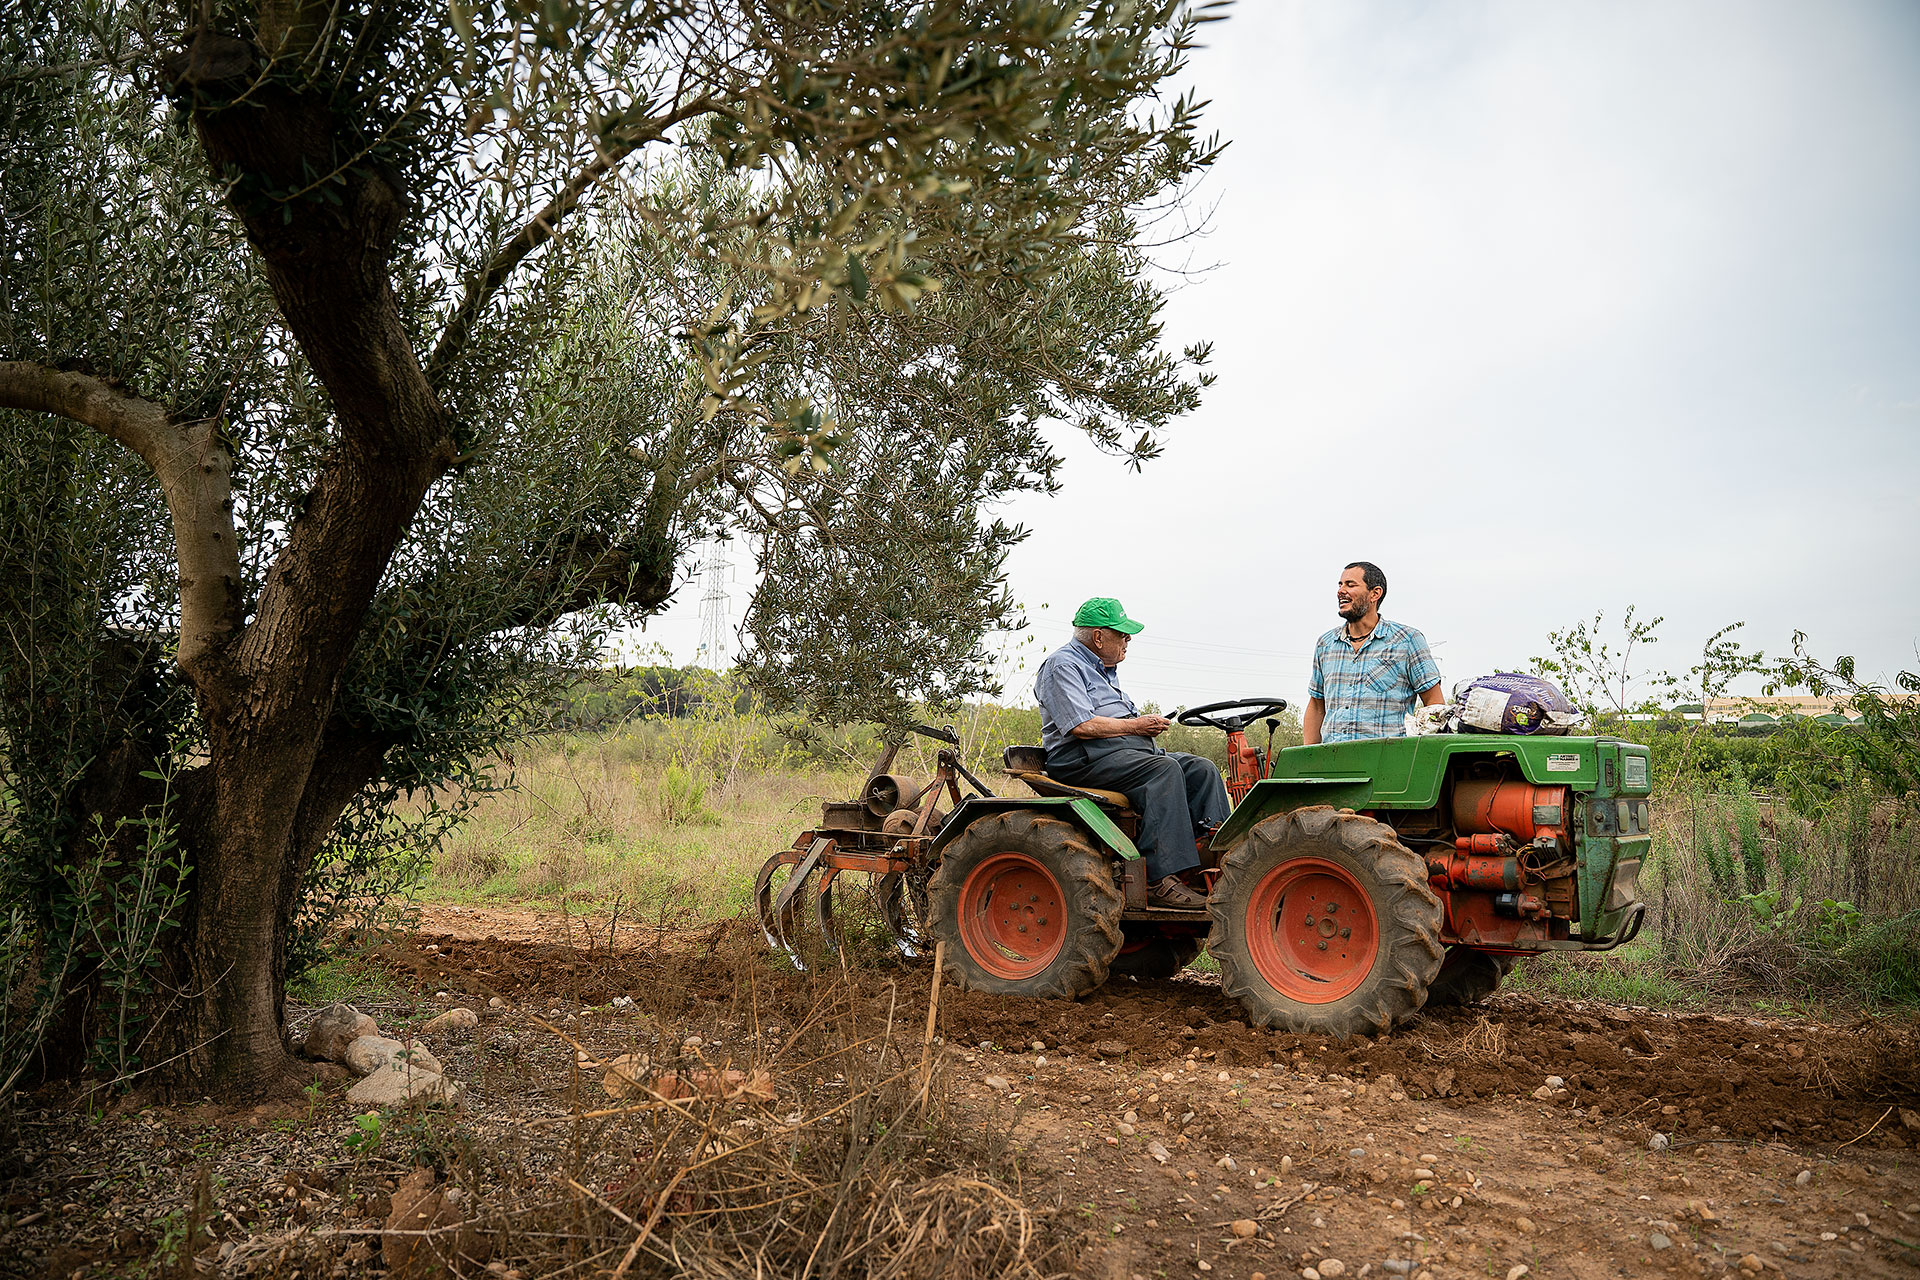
[1070,714,1173,740]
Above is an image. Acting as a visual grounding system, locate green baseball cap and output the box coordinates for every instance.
[1072,597,1144,634]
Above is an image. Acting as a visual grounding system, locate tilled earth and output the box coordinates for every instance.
[4,902,1916,1279]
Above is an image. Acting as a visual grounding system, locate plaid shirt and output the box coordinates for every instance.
[1308,619,1442,743]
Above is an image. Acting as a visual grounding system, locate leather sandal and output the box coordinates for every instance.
[1148,875,1209,911]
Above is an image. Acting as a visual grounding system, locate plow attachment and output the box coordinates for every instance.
[755,725,978,969]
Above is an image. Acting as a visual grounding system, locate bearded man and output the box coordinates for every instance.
[1303,561,1444,744]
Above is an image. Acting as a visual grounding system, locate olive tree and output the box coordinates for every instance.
[0,0,1222,1098]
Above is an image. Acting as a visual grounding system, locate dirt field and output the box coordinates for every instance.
[5,902,1917,1279]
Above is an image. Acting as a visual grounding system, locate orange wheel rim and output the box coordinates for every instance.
[1244,857,1378,1003]
[957,853,1067,980]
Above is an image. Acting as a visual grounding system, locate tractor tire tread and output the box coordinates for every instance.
[1207,806,1444,1039]
[929,813,1122,1000]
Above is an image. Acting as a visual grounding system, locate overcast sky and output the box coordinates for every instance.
[638,0,1920,711]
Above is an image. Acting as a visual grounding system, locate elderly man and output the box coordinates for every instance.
[1303,561,1444,744]
[1033,598,1226,910]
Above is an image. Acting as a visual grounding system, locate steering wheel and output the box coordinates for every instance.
[1176,698,1291,733]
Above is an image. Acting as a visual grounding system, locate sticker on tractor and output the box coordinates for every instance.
[1546,753,1580,773]
[1625,755,1649,788]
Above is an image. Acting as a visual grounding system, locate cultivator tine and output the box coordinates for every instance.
[876,871,930,959]
[811,866,841,953]
[774,839,830,920]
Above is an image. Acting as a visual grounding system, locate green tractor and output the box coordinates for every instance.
[757,705,1651,1038]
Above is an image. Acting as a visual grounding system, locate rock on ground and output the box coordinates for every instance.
[347,1060,464,1109]
[422,1007,480,1035]
[602,1053,649,1099]
[345,1036,444,1078]
[302,1004,377,1063]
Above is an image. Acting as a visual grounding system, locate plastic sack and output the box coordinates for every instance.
[1452,672,1585,736]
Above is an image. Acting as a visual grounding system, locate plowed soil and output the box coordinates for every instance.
[11,901,1913,1279]
[378,904,1920,1279]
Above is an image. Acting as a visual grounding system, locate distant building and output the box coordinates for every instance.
[1694,693,1917,724]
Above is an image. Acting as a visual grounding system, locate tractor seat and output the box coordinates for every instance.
[1001,746,1138,815]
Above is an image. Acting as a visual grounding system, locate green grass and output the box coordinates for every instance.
[421,731,864,921]
[289,953,403,1006]
[1500,939,1696,1007]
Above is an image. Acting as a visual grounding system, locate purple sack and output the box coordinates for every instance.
[1453,673,1581,736]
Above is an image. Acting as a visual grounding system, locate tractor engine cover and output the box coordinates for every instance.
[1451,778,1568,843]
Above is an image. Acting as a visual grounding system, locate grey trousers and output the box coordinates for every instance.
[1046,738,1229,881]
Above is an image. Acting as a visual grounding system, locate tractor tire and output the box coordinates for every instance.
[1109,925,1204,981]
[928,811,1124,999]
[1207,806,1444,1038]
[1424,946,1517,1007]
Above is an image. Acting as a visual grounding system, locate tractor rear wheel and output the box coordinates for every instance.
[1208,806,1444,1038]
[929,812,1124,999]
[1108,925,1204,981]
[1424,946,1516,1006]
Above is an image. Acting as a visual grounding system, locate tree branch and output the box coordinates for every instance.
[505,531,678,630]
[424,96,716,388]
[0,361,242,669]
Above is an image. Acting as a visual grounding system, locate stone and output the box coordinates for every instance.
[1301,1270,1321,1280]
[1030,1039,1046,1052]
[1230,1219,1257,1239]
[347,1060,464,1110]
[1123,1110,1138,1125]
[1505,1268,1529,1280]
[1218,1156,1238,1171]
[1116,1123,1136,1137]
[1348,1148,1366,1158]
[1737,1254,1763,1272]
[1147,1141,1171,1164]
[302,1004,377,1063]
[346,1036,443,1078]
[1649,1233,1672,1251]
[1901,1108,1920,1132]
[1649,1132,1671,1152]
[422,1008,479,1035]
[1382,1262,1412,1276]
[488,996,505,1009]
[1413,1168,1435,1180]
[1096,1040,1129,1057]
[984,1075,1011,1092]
[345,1036,402,1076]
[1794,1169,1812,1186]
[1317,1260,1346,1278]
[1515,1216,1535,1233]
[602,1053,649,1099]
[1544,1076,1565,1089]
[1280,1155,1293,1175]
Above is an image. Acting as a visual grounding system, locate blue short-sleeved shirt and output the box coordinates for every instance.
[1035,639,1143,754]
[1307,619,1442,743]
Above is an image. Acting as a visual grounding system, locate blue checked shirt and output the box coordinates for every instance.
[1035,639,1151,754]
[1308,619,1443,743]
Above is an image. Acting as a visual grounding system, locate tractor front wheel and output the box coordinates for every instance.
[1208,806,1444,1038]
[1424,946,1517,1006]
[929,812,1124,999]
